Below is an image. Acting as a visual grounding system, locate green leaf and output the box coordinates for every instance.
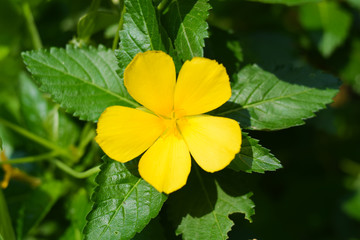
[169,168,255,240]
[19,72,80,148]
[299,1,352,57]
[0,189,16,240]
[163,0,211,62]
[247,0,321,6]
[83,156,167,240]
[216,65,340,130]
[116,0,165,73]
[78,10,118,41]
[60,188,92,240]
[228,132,281,173]
[339,38,360,95]
[16,179,65,239]
[22,45,138,122]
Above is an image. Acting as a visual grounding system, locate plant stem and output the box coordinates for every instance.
[0,151,59,165]
[157,0,169,12]
[0,118,72,159]
[22,1,42,50]
[112,0,125,51]
[53,159,101,178]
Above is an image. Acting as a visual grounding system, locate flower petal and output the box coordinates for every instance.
[124,51,176,117]
[139,132,191,194]
[178,115,241,172]
[95,106,165,163]
[174,57,231,116]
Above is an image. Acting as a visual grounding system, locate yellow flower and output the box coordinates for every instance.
[95,51,242,194]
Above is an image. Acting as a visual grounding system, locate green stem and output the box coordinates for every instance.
[22,1,42,50]
[0,151,59,165]
[0,118,72,159]
[157,0,169,12]
[112,0,125,51]
[53,159,101,178]
[78,123,96,151]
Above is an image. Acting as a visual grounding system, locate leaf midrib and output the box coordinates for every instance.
[99,178,142,237]
[219,88,313,116]
[25,53,138,107]
[194,167,225,240]
[174,0,195,58]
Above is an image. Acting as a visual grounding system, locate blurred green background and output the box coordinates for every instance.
[0,0,359,239]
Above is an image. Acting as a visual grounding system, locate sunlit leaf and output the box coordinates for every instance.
[216,65,340,130]
[83,156,167,240]
[116,0,165,75]
[163,0,211,62]
[22,45,138,122]
[168,168,255,240]
[229,132,281,173]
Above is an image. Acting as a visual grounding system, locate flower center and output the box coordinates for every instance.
[163,110,184,138]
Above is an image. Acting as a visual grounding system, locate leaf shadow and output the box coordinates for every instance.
[211,101,252,129]
[263,64,341,90]
[228,132,255,172]
[163,0,197,41]
[167,163,252,228]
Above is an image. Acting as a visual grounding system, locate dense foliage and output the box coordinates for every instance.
[0,0,359,239]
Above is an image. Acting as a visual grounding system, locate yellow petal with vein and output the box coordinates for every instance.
[139,132,191,194]
[174,57,231,116]
[178,115,241,172]
[96,106,165,163]
[124,51,176,117]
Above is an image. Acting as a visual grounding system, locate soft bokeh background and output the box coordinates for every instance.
[0,0,359,239]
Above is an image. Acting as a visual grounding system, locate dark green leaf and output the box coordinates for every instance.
[16,179,65,239]
[83,156,167,240]
[216,65,340,130]
[22,45,138,122]
[340,38,360,94]
[206,27,243,77]
[247,0,321,6]
[78,10,118,41]
[132,217,166,240]
[60,188,92,240]
[163,0,211,62]
[116,0,165,74]
[169,168,255,240]
[0,189,16,240]
[299,1,352,57]
[229,132,281,173]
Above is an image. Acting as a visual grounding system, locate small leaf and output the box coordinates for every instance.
[216,65,340,130]
[229,132,281,173]
[83,156,167,240]
[168,168,255,240]
[22,45,138,122]
[116,0,166,73]
[299,1,352,57]
[163,0,211,62]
